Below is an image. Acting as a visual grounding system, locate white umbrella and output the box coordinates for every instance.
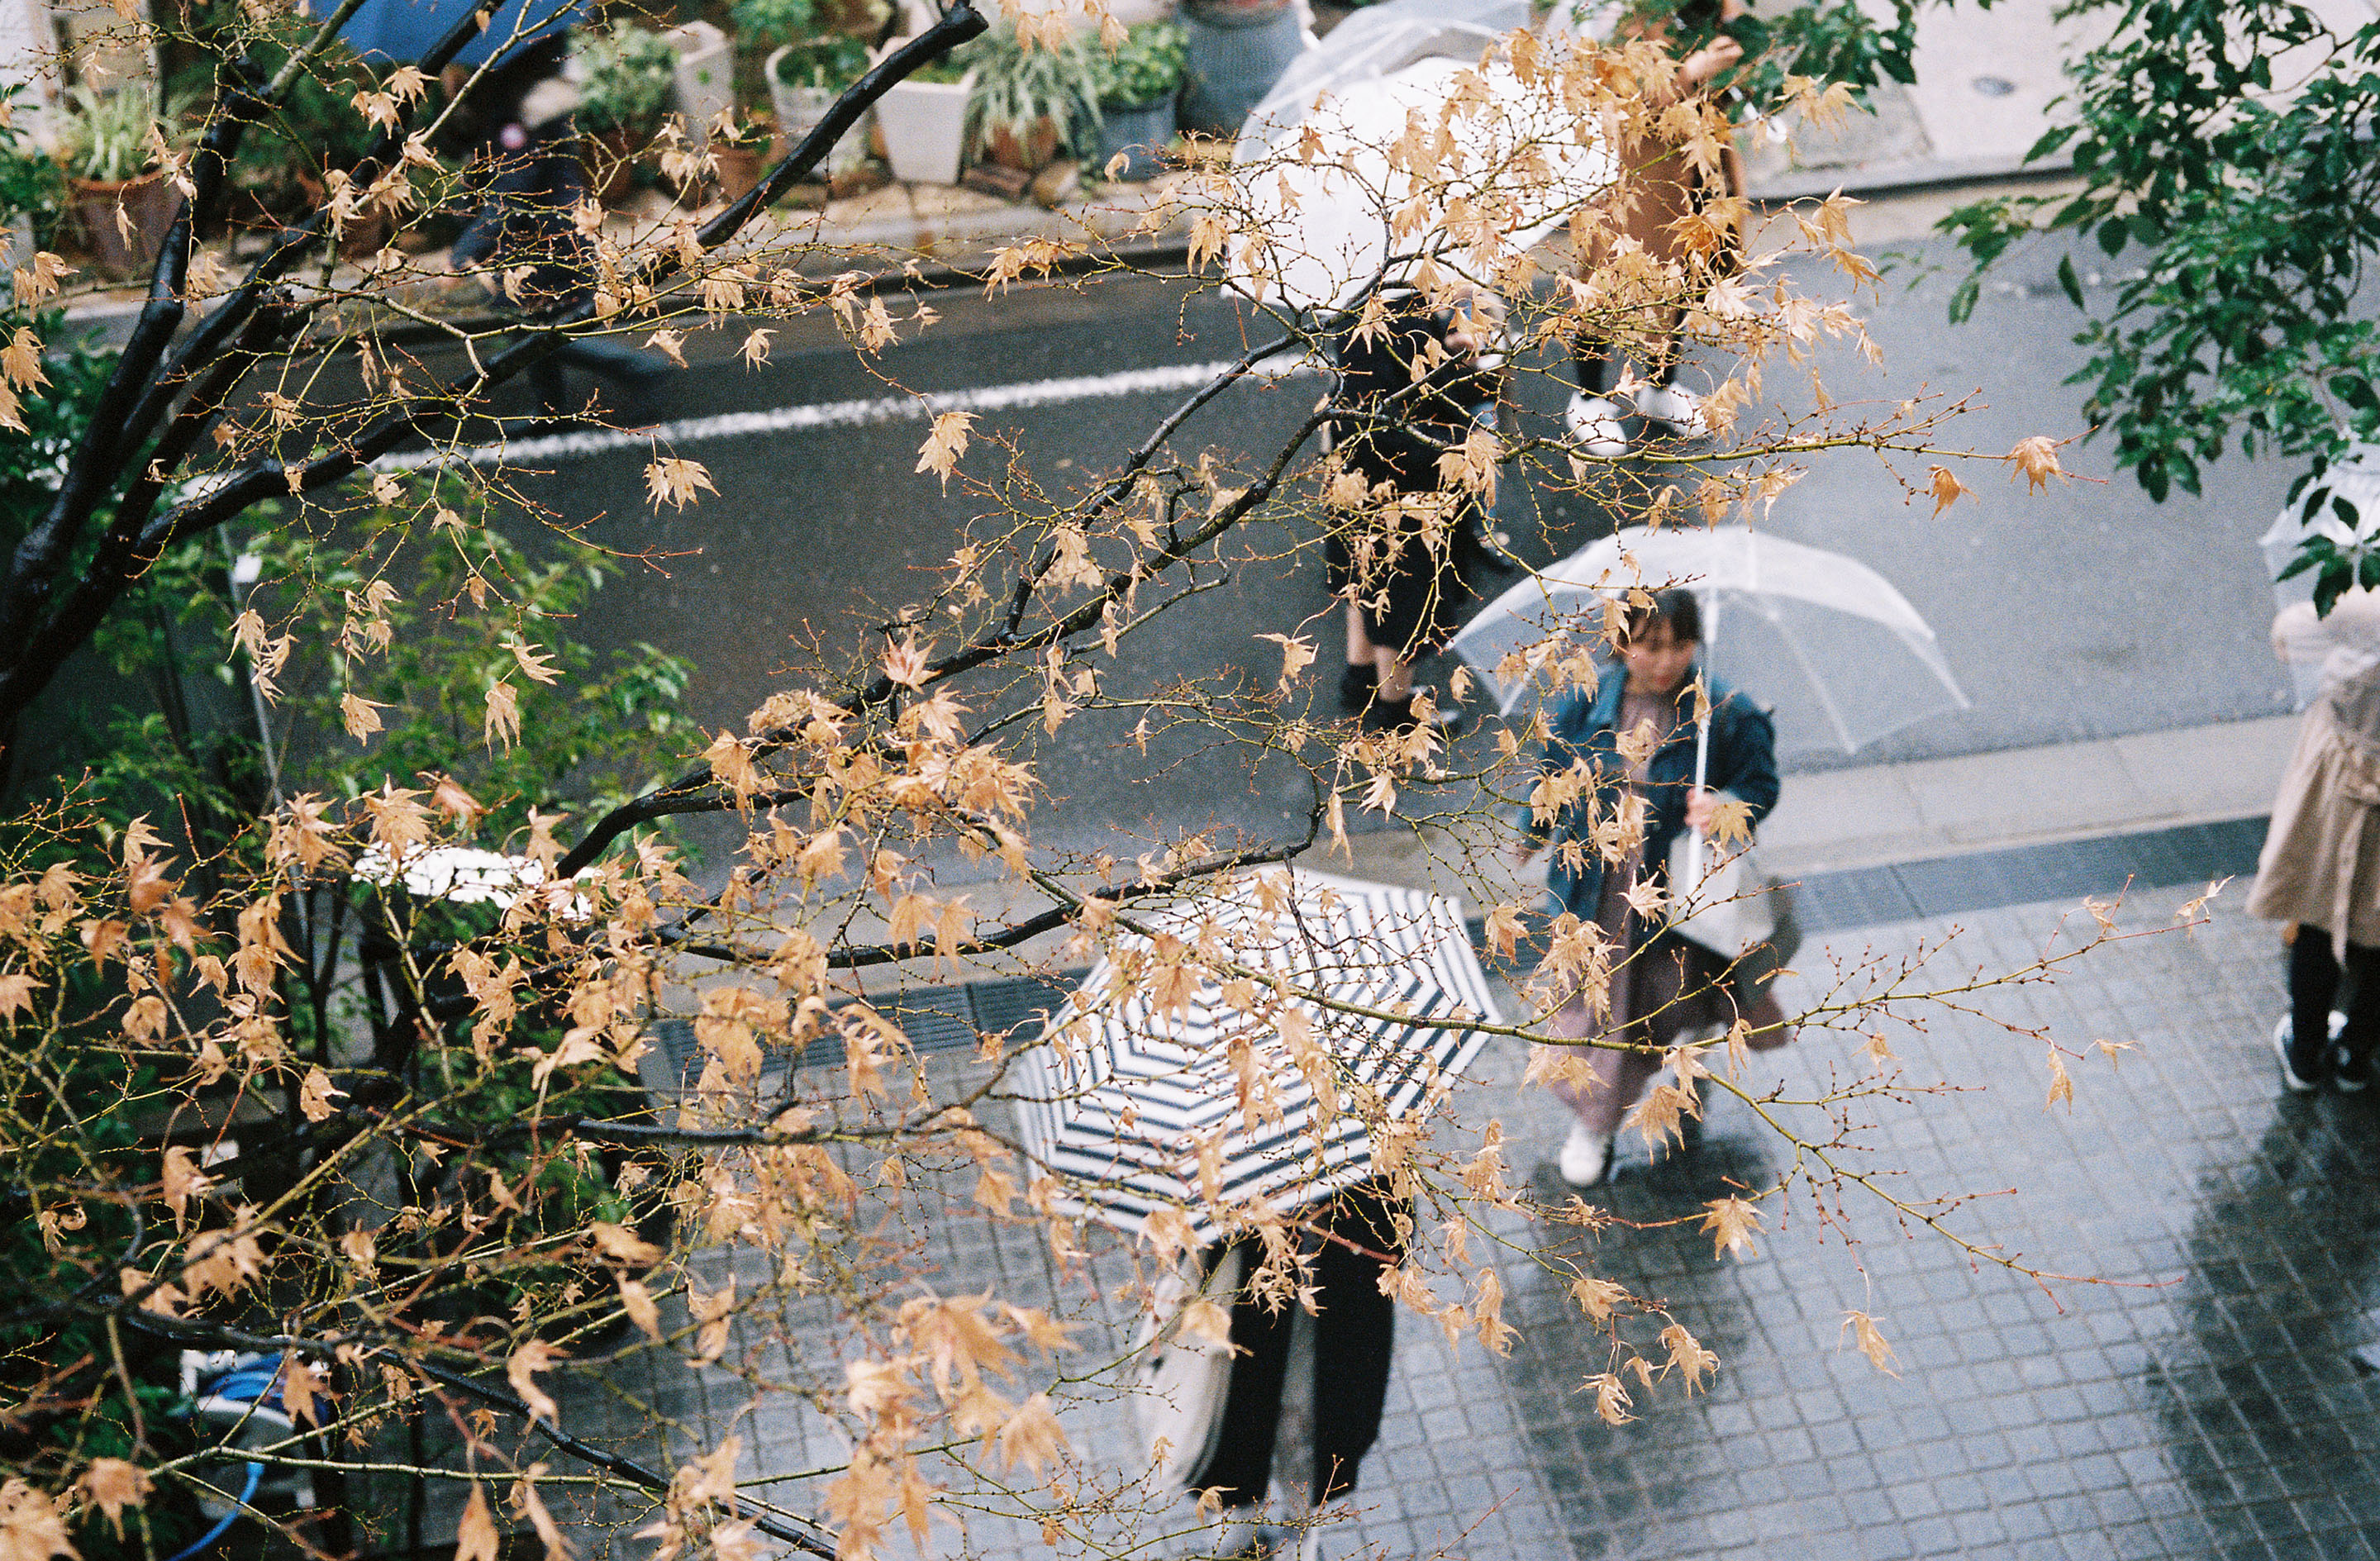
[2259,444,2380,707]
[354,844,589,918]
[1015,869,1500,1245]
[1448,524,1969,752]
[1225,43,1615,312]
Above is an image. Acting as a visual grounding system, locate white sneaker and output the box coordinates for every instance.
[1558,1121,1613,1187]
[1631,383,1708,439]
[1564,393,1630,457]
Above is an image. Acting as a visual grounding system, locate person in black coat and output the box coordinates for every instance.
[441,36,669,420]
[1324,288,1505,733]
[1184,1182,1407,1561]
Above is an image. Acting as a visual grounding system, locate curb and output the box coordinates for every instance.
[51,152,2072,345]
[1747,154,2075,207]
[49,181,1196,349]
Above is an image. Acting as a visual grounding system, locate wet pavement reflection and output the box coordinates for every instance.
[607,872,2380,1560]
[1474,878,2380,1559]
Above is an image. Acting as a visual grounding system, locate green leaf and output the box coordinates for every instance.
[2058,254,2086,309]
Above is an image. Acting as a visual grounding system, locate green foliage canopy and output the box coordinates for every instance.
[1942,0,2380,526]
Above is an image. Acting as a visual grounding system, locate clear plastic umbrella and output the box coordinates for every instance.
[1236,0,1536,154]
[2259,444,2380,708]
[1448,524,1969,754]
[1225,0,1614,312]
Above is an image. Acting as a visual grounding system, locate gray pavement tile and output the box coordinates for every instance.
[516,871,2380,1561]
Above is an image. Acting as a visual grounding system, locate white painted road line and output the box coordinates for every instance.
[378,356,1323,474]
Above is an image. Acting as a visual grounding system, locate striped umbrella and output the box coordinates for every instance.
[1016,869,1502,1244]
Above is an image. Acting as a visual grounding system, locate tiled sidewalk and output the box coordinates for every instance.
[621,844,2380,1561]
[1497,874,2380,1560]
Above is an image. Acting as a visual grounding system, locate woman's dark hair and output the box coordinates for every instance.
[1620,587,1703,646]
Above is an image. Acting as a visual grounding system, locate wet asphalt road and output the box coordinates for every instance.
[445,234,2297,873]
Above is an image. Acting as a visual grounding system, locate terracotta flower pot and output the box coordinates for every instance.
[712,143,765,203]
[581,128,641,207]
[69,169,178,281]
[984,115,1061,173]
[293,169,393,259]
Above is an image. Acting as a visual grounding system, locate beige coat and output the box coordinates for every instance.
[1610,120,1745,272]
[2249,664,2380,954]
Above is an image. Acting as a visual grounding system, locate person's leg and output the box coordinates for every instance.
[2283,928,2340,1087]
[2335,940,2380,1087]
[1633,309,1706,436]
[1339,600,1377,713]
[1573,337,1621,396]
[1569,1038,1665,1139]
[1565,337,1628,456]
[1192,1254,1290,1511]
[1307,1202,1399,1506]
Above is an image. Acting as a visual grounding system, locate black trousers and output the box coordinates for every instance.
[1191,1185,1404,1507]
[2289,928,2380,1064]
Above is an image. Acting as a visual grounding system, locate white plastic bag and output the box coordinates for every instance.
[1131,1245,1245,1490]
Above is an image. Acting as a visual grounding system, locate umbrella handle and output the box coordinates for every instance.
[1685,598,1718,892]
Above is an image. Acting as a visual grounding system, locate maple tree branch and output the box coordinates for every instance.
[0,2,991,760]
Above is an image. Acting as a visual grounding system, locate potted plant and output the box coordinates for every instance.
[733,0,884,177]
[0,88,63,264]
[1092,21,1183,180]
[1179,0,1301,138]
[872,44,973,184]
[57,82,183,280]
[964,22,1103,173]
[575,23,680,204]
[709,111,775,202]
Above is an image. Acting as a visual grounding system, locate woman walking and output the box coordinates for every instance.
[1181,1183,1406,1561]
[2251,591,2380,1091]
[1564,0,1754,456]
[1324,288,1506,732]
[1517,588,1781,1186]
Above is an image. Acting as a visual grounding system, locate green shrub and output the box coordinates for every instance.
[1094,21,1185,109]
[576,24,680,139]
[771,33,872,91]
[959,23,1104,160]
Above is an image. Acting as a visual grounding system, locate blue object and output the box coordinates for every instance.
[169,1358,291,1561]
[1533,663,1782,926]
[162,1463,262,1561]
[310,0,588,69]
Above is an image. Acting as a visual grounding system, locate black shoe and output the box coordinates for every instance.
[2330,1042,2372,1092]
[1337,663,1378,713]
[2277,1015,2326,1092]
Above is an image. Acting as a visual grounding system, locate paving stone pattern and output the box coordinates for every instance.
[628,851,2380,1560]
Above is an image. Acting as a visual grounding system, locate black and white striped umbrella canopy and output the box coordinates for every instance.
[1016,869,1502,1244]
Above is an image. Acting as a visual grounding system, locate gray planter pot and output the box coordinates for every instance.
[767,49,869,176]
[1180,2,1302,138]
[1097,97,1176,180]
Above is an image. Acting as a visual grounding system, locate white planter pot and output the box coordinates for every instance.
[873,54,974,185]
[666,20,732,136]
[766,46,869,175]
